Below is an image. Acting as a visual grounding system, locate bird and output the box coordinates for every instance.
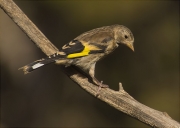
[19,24,134,90]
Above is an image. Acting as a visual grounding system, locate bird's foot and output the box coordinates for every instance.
[96,81,109,97]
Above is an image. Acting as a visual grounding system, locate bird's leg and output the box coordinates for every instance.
[89,63,109,95]
[91,75,109,96]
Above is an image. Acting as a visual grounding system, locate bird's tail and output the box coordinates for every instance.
[19,53,65,74]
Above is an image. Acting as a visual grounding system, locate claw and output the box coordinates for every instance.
[95,81,109,97]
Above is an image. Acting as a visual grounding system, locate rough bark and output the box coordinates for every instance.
[0,0,179,127]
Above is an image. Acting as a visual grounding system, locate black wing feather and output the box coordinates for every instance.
[61,40,85,55]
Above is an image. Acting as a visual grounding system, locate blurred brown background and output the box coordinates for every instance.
[0,1,179,127]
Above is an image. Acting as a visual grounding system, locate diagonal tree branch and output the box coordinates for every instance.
[1,0,179,127]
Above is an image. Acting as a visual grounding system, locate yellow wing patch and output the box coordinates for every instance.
[67,46,90,58]
[67,41,101,58]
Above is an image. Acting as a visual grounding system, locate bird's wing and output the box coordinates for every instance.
[60,30,115,59]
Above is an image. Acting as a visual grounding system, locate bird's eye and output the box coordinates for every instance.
[124,35,128,39]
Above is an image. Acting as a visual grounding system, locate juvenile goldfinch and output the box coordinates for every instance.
[20,24,134,88]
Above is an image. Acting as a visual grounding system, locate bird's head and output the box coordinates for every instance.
[113,25,134,51]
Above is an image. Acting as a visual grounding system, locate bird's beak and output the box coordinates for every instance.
[127,43,134,52]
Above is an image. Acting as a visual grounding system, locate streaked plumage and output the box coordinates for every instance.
[19,24,134,89]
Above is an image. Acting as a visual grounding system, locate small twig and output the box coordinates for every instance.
[119,82,124,92]
[0,0,179,127]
